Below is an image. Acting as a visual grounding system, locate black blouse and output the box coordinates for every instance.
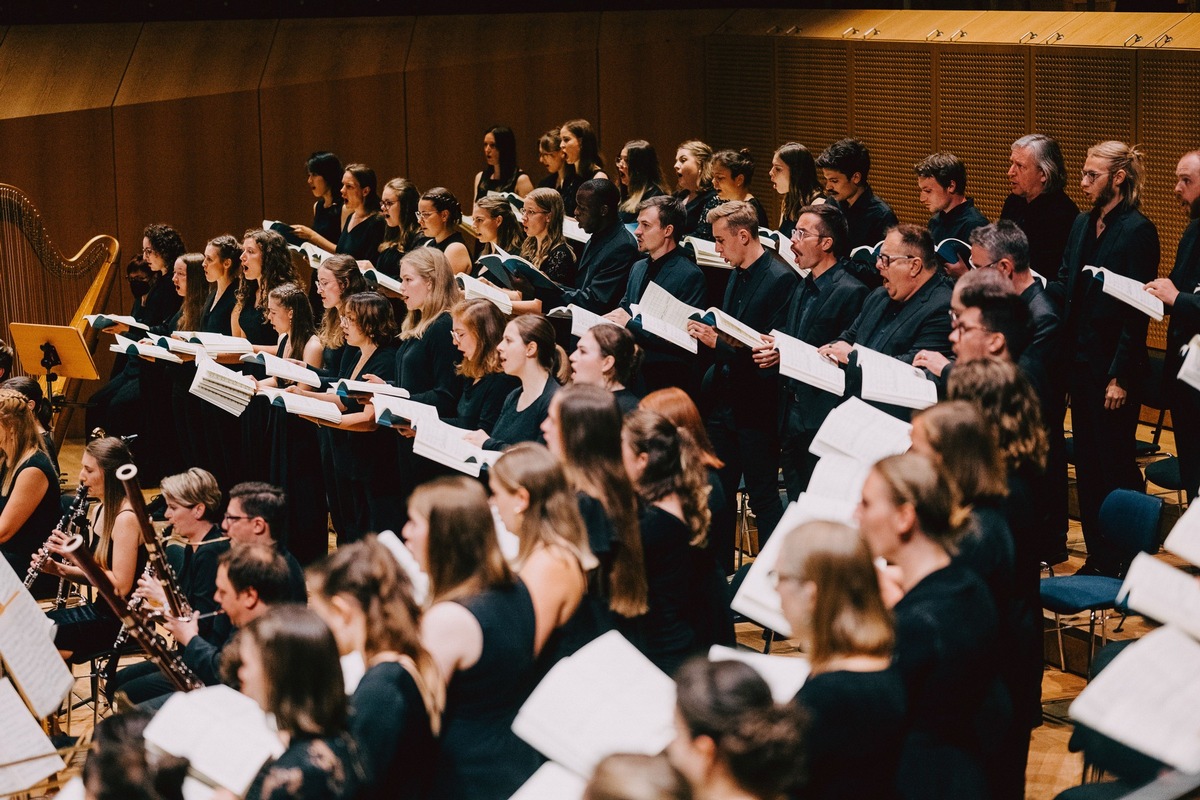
[428,231,467,255]
[350,661,437,800]
[200,285,237,335]
[0,450,61,566]
[477,168,527,200]
[537,242,577,287]
[394,312,461,416]
[332,343,399,480]
[246,733,362,800]
[237,284,277,346]
[312,199,344,246]
[338,213,387,265]
[483,377,560,451]
[446,372,520,434]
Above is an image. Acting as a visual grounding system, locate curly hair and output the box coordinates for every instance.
[142,223,186,266]
[946,357,1047,473]
[240,228,297,310]
[623,409,711,547]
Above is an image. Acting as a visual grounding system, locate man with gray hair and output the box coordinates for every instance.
[999,134,1080,279]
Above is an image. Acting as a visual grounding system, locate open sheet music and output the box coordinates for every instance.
[1177,334,1200,394]
[1117,553,1200,642]
[375,530,429,605]
[170,332,256,356]
[372,395,440,428]
[1082,266,1165,321]
[412,418,502,478]
[262,219,304,247]
[771,329,845,396]
[1069,626,1200,773]
[0,678,65,795]
[188,357,256,417]
[758,228,804,275]
[334,379,411,400]
[456,273,513,314]
[689,307,764,350]
[510,762,586,800]
[562,217,591,245]
[85,313,149,333]
[809,397,912,463]
[111,334,184,364]
[145,685,285,796]
[292,242,335,269]
[853,345,938,410]
[513,631,676,777]
[729,493,858,636]
[682,236,732,269]
[0,557,75,719]
[360,265,402,295]
[634,283,701,354]
[256,387,342,424]
[1163,499,1200,566]
[709,645,810,702]
[240,351,320,388]
[546,304,619,339]
[805,452,873,503]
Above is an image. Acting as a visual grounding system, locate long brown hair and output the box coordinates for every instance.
[622,410,711,547]
[86,436,133,570]
[557,385,647,617]
[269,282,317,361]
[913,401,1008,504]
[176,252,208,332]
[639,388,723,470]
[946,357,1047,473]
[408,477,513,603]
[239,228,296,311]
[776,520,893,668]
[451,299,506,380]
[317,254,369,349]
[307,537,444,732]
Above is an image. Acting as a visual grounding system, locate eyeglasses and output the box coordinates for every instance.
[968,258,999,270]
[415,210,436,220]
[522,209,548,217]
[222,513,253,523]
[1081,169,1109,184]
[876,252,917,269]
[380,199,397,210]
[792,227,824,241]
[766,570,804,589]
[141,247,156,256]
[948,310,990,336]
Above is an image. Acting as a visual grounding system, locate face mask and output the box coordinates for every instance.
[128,279,151,298]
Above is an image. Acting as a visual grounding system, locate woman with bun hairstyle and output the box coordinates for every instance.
[774,519,904,800]
[569,324,642,414]
[418,187,472,275]
[856,452,1003,800]
[666,658,806,800]
[672,140,719,240]
[710,149,769,229]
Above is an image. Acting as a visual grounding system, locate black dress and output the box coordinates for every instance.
[313,199,344,246]
[318,342,353,542]
[891,562,1001,800]
[338,213,387,265]
[611,388,640,416]
[265,337,329,566]
[793,669,906,800]
[195,286,240,488]
[483,378,560,451]
[0,450,62,594]
[395,313,462,501]
[477,168,528,200]
[428,232,467,258]
[433,581,542,800]
[445,372,520,434]
[537,242,577,287]
[246,733,363,800]
[237,290,278,486]
[351,660,438,800]
[630,504,697,675]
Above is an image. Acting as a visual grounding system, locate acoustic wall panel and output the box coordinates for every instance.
[776,40,851,170]
[936,47,1029,222]
[705,36,777,222]
[851,45,934,227]
[1032,48,1136,215]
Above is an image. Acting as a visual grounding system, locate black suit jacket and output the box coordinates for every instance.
[557,221,640,313]
[621,247,706,369]
[836,274,954,363]
[1165,218,1200,386]
[1047,205,1159,387]
[779,259,869,430]
[708,248,799,421]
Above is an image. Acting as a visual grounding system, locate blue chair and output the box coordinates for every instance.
[1145,455,1189,509]
[1040,489,1163,677]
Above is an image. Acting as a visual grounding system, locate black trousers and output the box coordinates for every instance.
[1068,367,1145,573]
[1168,381,1200,503]
[779,405,820,503]
[707,404,783,574]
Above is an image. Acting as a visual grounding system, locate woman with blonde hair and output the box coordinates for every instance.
[856,452,1002,800]
[0,388,62,588]
[445,299,519,435]
[672,140,718,239]
[513,187,577,305]
[404,477,541,800]
[774,520,904,800]
[308,537,440,800]
[470,195,525,260]
[585,754,691,800]
[490,443,603,665]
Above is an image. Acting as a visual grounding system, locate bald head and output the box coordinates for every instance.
[1176,151,1200,219]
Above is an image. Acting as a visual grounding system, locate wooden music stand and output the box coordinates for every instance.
[9,323,99,411]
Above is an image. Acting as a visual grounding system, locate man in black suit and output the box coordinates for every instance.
[816,138,897,288]
[753,203,868,500]
[915,152,988,280]
[1147,150,1200,503]
[1000,134,1080,282]
[606,195,706,393]
[1048,141,1159,578]
[687,201,798,569]
[820,223,953,370]
[555,178,639,313]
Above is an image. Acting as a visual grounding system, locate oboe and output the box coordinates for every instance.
[116,463,192,620]
[60,532,203,692]
[23,484,89,608]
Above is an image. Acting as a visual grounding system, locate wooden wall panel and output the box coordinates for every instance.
[406,13,600,208]
[598,10,732,192]
[260,18,413,227]
[113,20,277,260]
[851,44,934,227]
[704,36,777,222]
[936,47,1029,222]
[776,39,851,175]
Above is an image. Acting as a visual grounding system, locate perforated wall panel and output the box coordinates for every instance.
[936,48,1029,223]
[851,46,934,228]
[705,36,778,224]
[776,40,851,170]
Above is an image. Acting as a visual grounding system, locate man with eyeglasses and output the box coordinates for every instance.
[752,203,868,499]
[999,134,1080,280]
[819,224,952,391]
[221,481,308,602]
[1046,141,1159,579]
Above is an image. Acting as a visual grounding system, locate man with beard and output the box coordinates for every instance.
[1146,150,1200,503]
[1000,134,1080,282]
[1048,141,1159,578]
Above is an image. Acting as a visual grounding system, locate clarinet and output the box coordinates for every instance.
[24,484,89,609]
[60,532,203,692]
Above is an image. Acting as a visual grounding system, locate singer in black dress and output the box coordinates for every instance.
[194,235,242,489]
[336,164,387,265]
[444,299,519,435]
[0,391,63,591]
[418,187,472,275]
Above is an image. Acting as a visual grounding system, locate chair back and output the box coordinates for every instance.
[1097,489,1162,559]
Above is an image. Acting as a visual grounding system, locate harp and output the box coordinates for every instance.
[0,183,120,447]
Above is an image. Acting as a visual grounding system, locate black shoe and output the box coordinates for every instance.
[1041,548,1070,567]
[1074,560,1122,579]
